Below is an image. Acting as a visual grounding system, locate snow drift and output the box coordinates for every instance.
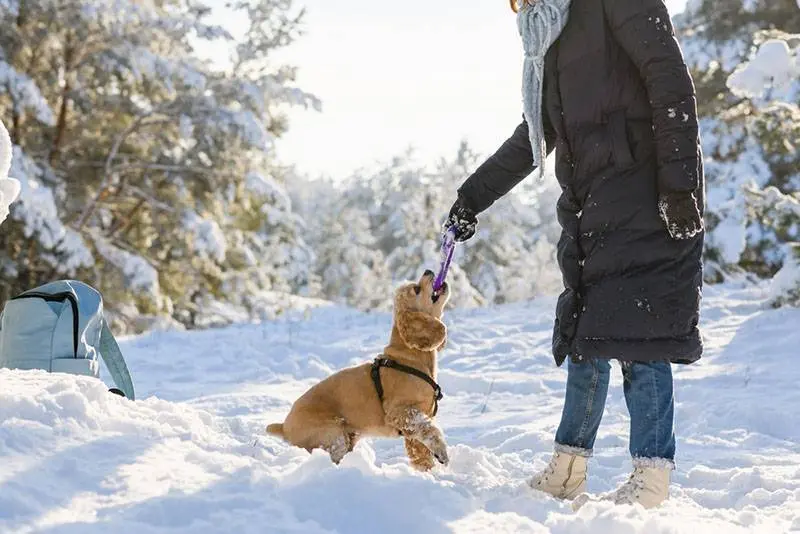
[0,284,798,533]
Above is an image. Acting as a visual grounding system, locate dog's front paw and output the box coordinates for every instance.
[405,438,435,472]
[410,455,436,472]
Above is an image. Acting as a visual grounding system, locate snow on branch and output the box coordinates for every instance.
[0,61,55,125]
[246,171,291,209]
[92,233,160,297]
[184,211,228,263]
[9,147,93,271]
[727,37,799,102]
[0,120,21,225]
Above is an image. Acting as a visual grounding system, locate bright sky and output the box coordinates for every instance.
[215,0,688,180]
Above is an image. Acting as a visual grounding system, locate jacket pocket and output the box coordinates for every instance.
[606,108,635,171]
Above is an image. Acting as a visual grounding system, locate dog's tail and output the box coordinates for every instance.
[266,423,285,438]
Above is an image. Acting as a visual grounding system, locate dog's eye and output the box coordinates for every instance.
[414,285,421,295]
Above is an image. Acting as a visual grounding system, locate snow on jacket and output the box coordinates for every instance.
[458,0,704,366]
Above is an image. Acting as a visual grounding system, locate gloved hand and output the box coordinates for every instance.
[444,196,478,242]
[658,192,704,240]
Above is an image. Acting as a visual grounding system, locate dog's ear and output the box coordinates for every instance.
[396,311,447,352]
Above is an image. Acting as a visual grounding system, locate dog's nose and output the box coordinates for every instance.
[423,269,435,278]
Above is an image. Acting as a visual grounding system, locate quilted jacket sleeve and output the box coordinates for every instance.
[457,116,555,214]
[603,0,701,195]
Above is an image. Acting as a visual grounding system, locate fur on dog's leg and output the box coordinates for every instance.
[323,432,352,464]
[405,437,435,471]
[347,432,360,453]
[386,406,449,466]
[283,412,356,464]
[317,420,358,464]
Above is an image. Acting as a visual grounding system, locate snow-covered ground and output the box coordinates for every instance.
[1,283,799,533]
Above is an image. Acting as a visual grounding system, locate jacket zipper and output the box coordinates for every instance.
[11,291,80,358]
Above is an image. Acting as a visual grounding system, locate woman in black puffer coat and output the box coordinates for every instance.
[444,0,704,508]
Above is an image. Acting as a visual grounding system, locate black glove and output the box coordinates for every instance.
[658,192,704,240]
[445,196,478,242]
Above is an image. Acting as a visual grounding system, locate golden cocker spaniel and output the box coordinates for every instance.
[266,270,451,470]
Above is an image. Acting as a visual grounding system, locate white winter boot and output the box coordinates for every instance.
[605,464,671,509]
[528,451,588,500]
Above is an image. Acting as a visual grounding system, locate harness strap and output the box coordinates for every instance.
[371,357,444,417]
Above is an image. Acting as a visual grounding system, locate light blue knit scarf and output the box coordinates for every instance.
[517,0,571,179]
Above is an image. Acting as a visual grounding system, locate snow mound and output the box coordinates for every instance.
[1,287,799,533]
[768,246,800,307]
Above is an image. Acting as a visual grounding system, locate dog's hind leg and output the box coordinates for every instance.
[284,412,355,464]
[322,430,361,464]
[386,406,449,466]
[314,418,359,464]
[405,437,435,472]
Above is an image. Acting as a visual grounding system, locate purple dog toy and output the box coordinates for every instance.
[432,226,457,295]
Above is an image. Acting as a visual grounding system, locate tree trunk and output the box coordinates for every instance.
[11,106,21,145]
[49,36,74,165]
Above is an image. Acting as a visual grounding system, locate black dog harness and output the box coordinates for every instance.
[371,357,444,417]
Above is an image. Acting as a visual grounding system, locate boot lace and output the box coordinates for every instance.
[531,453,560,486]
[612,467,646,504]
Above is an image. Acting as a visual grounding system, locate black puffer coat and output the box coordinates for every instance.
[458,0,704,366]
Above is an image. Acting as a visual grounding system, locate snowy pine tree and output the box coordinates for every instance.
[292,142,563,310]
[0,0,318,330]
[675,1,799,300]
[723,28,800,306]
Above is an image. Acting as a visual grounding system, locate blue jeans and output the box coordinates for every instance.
[554,358,676,464]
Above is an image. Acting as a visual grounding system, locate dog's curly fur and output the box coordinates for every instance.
[266,271,451,470]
